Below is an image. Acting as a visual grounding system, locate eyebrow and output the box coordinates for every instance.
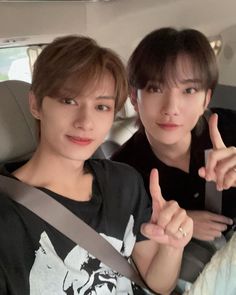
[149,78,202,84]
[57,87,77,97]
[57,88,116,100]
[179,78,202,84]
[96,95,116,100]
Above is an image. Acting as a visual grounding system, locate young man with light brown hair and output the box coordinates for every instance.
[0,35,192,294]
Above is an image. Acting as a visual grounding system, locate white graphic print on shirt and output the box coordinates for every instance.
[29,215,136,294]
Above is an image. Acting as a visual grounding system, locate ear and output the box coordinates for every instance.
[29,91,41,120]
[204,89,212,109]
[129,88,139,112]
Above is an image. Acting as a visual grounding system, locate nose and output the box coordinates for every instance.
[161,91,180,116]
[73,106,94,130]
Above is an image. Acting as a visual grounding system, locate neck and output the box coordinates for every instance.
[147,132,191,172]
[13,147,92,201]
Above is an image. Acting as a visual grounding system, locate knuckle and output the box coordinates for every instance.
[178,208,187,219]
[229,146,236,153]
[168,200,179,209]
[158,213,171,226]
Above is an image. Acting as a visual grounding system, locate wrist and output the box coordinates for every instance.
[160,244,185,254]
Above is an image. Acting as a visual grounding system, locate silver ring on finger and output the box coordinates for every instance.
[178,226,187,237]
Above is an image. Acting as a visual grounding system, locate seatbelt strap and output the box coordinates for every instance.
[203,111,222,214]
[204,150,226,249]
[204,149,222,214]
[0,175,146,289]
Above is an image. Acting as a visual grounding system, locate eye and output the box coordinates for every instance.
[96,104,111,111]
[146,84,162,93]
[184,87,197,94]
[61,98,77,105]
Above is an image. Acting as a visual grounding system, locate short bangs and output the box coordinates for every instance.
[128,28,218,93]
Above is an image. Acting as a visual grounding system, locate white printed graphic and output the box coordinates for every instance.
[30,216,136,294]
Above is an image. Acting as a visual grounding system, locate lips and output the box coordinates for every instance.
[67,135,93,146]
[157,123,180,130]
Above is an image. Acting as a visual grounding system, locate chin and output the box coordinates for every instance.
[155,136,182,146]
[60,151,93,162]
[161,140,180,146]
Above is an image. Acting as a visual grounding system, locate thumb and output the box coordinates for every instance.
[149,168,166,223]
[209,113,225,149]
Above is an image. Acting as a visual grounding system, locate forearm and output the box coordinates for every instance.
[145,244,183,294]
[137,168,193,293]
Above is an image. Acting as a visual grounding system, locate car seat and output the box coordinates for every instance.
[0,80,134,162]
[93,98,137,159]
[0,80,37,166]
[210,83,236,110]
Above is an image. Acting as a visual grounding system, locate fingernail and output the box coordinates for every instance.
[217,185,223,191]
[206,175,211,181]
[229,219,233,225]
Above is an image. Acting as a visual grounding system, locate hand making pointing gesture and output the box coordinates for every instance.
[199,113,236,191]
[141,168,193,248]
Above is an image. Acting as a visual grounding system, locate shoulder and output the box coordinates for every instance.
[0,183,18,222]
[0,173,27,221]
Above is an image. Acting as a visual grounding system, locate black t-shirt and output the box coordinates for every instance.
[112,108,236,219]
[0,159,151,295]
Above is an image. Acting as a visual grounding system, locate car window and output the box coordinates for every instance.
[0,46,31,83]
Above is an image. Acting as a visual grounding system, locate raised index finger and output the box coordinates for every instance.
[209,113,225,149]
[149,168,166,223]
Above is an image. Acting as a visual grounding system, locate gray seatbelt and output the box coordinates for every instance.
[203,111,222,214]
[0,175,146,289]
[204,149,226,249]
[204,149,222,214]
